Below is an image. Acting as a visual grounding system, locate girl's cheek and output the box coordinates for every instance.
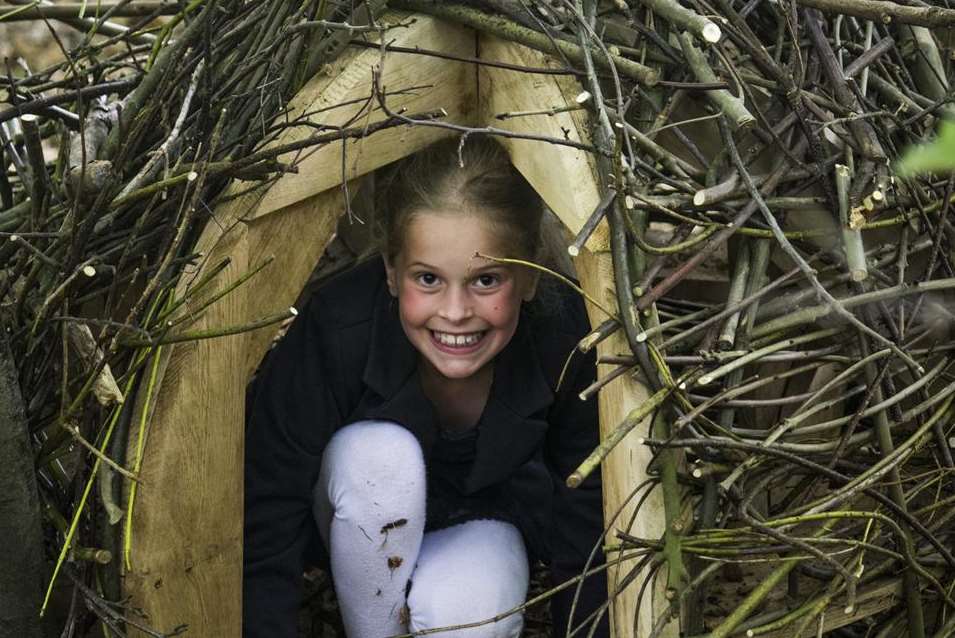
[397,289,429,321]
[488,291,522,322]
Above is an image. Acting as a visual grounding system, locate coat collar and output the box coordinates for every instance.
[361,276,555,491]
[361,287,417,399]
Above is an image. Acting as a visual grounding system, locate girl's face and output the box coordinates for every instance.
[385,211,537,383]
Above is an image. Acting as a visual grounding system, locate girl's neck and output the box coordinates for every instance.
[418,360,494,434]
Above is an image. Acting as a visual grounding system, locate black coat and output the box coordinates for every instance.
[243,257,609,637]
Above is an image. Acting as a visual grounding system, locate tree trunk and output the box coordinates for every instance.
[0,331,44,638]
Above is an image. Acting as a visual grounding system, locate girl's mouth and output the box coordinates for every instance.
[430,330,486,353]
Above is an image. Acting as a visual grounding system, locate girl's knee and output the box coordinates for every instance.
[407,521,528,638]
[315,420,425,521]
[324,420,423,469]
[323,421,424,485]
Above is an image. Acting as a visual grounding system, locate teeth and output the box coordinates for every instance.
[433,331,483,347]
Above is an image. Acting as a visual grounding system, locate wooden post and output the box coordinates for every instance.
[123,15,476,636]
[478,35,670,637]
[574,254,670,638]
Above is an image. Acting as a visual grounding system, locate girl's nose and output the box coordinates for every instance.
[439,287,473,323]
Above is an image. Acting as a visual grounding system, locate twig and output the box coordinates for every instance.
[0,1,180,20]
[678,32,755,131]
[719,115,922,373]
[795,0,955,28]
[391,0,659,85]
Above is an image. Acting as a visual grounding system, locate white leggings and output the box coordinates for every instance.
[313,420,530,638]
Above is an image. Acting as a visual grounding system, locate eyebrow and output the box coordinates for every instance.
[407,261,438,270]
[406,261,506,272]
[468,262,507,273]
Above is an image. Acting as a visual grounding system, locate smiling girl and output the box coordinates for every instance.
[243,138,608,637]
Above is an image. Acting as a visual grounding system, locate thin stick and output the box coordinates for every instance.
[568,190,615,257]
[567,383,676,488]
[719,116,922,373]
[476,253,617,320]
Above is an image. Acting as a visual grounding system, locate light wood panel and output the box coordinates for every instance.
[123,213,249,638]
[575,255,670,638]
[124,16,476,637]
[476,36,608,254]
[245,14,478,220]
[242,184,356,378]
[478,34,668,638]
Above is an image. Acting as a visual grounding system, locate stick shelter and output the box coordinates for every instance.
[128,15,661,638]
[5,3,955,638]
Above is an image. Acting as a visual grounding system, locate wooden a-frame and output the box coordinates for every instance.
[123,13,667,637]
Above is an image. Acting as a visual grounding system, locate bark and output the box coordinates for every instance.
[0,331,44,638]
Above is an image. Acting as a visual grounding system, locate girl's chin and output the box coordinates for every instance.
[428,354,481,374]
[423,354,490,381]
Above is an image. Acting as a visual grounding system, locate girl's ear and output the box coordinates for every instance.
[383,256,399,297]
[521,270,540,302]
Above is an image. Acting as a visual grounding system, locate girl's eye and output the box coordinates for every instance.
[415,273,439,287]
[474,273,500,288]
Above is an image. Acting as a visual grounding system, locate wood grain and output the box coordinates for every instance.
[479,33,669,638]
[245,14,477,220]
[477,35,609,254]
[124,15,475,638]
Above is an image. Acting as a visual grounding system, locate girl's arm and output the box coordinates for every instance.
[243,294,339,638]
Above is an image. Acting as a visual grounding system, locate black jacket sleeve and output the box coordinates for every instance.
[243,294,340,638]
[542,297,610,638]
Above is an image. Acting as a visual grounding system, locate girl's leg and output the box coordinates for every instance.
[407,520,529,638]
[313,420,426,637]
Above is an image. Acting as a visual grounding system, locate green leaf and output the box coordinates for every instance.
[896,119,955,177]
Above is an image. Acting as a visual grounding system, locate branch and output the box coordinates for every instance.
[0,79,138,126]
[0,1,180,21]
[796,0,955,28]
[391,0,659,85]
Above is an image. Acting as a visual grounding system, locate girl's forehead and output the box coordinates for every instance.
[403,210,511,255]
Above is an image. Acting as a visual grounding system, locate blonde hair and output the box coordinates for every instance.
[377,137,544,264]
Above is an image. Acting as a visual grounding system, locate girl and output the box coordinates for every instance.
[243,137,609,637]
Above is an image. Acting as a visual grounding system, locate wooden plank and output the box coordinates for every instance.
[575,254,672,638]
[124,18,479,638]
[478,34,668,638]
[123,215,250,638]
[242,13,478,220]
[758,577,902,638]
[476,35,609,254]
[242,184,357,378]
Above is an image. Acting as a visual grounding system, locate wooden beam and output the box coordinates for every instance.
[476,35,608,254]
[478,34,669,637]
[242,184,357,378]
[758,577,903,638]
[122,212,250,638]
[240,13,478,220]
[123,14,477,637]
[574,251,670,638]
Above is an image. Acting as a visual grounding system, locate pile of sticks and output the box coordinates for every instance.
[2,1,955,636]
